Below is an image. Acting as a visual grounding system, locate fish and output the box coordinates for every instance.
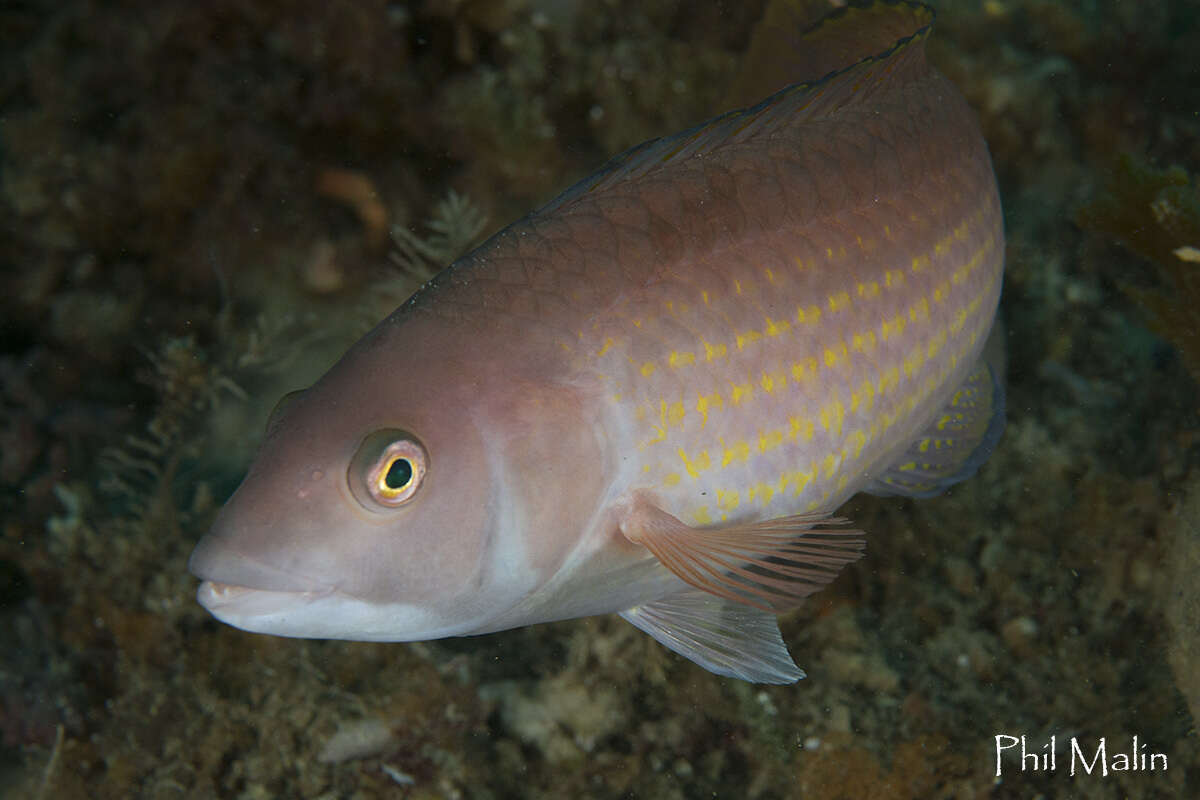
[188,0,1005,683]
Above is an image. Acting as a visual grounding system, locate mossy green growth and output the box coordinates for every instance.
[1078,153,1200,379]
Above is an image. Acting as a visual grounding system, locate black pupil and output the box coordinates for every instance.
[383,458,413,490]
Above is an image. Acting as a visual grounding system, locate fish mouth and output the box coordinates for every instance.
[194,578,479,642]
[188,528,334,592]
[196,580,335,618]
[189,529,340,624]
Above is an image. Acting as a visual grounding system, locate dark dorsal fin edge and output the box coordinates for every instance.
[404,1,935,312]
[532,0,935,219]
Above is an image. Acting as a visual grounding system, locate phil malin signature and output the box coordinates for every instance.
[994,735,1168,777]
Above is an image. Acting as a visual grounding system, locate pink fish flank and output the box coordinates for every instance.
[189,0,1004,683]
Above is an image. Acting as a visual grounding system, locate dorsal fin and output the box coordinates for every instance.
[534,0,934,220]
[725,0,935,108]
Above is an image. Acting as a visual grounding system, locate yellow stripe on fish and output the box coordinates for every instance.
[596,191,1000,521]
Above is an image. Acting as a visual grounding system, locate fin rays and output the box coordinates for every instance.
[622,503,864,613]
[621,589,805,683]
[867,358,1005,498]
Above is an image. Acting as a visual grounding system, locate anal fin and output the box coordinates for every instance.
[620,589,804,684]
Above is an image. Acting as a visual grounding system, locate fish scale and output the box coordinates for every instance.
[564,66,1003,526]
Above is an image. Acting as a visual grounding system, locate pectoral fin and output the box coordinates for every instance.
[620,589,804,684]
[619,497,864,613]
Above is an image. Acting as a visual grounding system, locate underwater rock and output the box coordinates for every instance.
[1163,473,1200,725]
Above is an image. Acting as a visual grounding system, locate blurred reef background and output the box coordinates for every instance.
[2,0,1199,797]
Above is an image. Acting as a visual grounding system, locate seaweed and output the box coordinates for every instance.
[388,189,488,281]
[1077,153,1200,378]
[94,312,321,529]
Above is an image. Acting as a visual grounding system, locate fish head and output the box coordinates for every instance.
[189,314,607,641]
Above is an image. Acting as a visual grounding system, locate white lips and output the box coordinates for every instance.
[196,580,333,618]
[195,578,485,641]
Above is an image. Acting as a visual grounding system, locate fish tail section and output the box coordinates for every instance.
[620,589,804,683]
[866,356,1006,499]
[619,498,864,613]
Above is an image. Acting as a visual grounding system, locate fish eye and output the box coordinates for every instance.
[349,430,427,510]
[380,457,413,493]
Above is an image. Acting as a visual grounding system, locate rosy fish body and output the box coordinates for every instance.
[189,1,1004,682]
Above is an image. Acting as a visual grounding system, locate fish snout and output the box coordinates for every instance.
[188,530,332,595]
